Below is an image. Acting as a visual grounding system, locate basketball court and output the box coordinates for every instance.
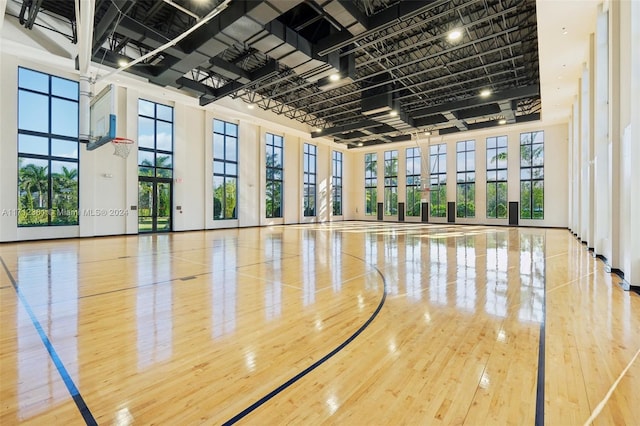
[2,0,640,424]
[1,223,639,424]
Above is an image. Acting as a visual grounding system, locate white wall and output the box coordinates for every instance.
[567,0,640,287]
[0,46,347,242]
[347,122,569,228]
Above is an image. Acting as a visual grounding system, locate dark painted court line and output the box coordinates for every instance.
[0,256,97,426]
[535,241,547,426]
[223,256,388,425]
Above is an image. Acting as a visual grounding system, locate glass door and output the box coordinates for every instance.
[138,178,172,233]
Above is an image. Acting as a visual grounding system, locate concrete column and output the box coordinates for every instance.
[624,0,640,287]
[571,99,580,235]
[608,0,621,270]
[593,4,611,259]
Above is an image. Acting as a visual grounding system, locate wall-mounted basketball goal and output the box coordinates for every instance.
[84,84,134,158]
[86,84,116,151]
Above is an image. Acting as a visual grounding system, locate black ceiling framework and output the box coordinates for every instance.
[15,0,540,148]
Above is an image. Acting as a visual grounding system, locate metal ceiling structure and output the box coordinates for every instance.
[15,0,540,148]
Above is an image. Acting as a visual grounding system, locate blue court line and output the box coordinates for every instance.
[0,256,97,426]
[223,258,388,425]
[535,248,547,426]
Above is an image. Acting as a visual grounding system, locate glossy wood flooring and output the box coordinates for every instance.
[1,222,639,425]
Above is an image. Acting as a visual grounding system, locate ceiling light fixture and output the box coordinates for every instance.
[329,73,340,82]
[479,89,492,97]
[498,118,507,125]
[448,29,462,41]
[389,110,398,117]
[118,59,129,67]
[424,131,432,136]
[247,104,255,109]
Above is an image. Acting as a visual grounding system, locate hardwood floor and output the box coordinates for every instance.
[1,222,639,425]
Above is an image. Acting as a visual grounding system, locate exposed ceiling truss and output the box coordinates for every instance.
[13,0,540,148]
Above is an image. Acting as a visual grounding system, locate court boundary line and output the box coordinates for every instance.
[0,256,97,426]
[535,236,548,426]
[222,254,388,425]
[583,345,640,425]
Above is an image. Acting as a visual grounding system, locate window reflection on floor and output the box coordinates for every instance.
[18,252,78,418]
[212,238,237,338]
[519,233,545,323]
[486,232,509,317]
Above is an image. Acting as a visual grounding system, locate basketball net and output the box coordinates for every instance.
[111,137,134,158]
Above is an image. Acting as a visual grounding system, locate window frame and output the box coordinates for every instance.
[138,98,174,179]
[332,151,343,216]
[364,153,377,216]
[456,140,475,218]
[406,147,421,217]
[384,150,398,216]
[17,67,80,227]
[520,131,544,219]
[213,119,238,220]
[429,144,447,217]
[266,133,284,219]
[486,136,508,219]
[303,143,317,217]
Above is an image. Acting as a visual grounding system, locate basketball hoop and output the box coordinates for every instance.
[111,137,134,158]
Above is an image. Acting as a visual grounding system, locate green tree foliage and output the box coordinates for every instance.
[406,186,421,216]
[52,166,79,224]
[266,152,282,217]
[18,162,49,225]
[430,184,447,217]
[457,183,475,218]
[214,179,237,219]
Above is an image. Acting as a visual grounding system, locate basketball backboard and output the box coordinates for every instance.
[86,84,116,151]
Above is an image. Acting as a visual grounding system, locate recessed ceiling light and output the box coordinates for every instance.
[389,110,398,117]
[118,59,129,67]
[329,73,340,82]
[479,89,492,97]
[498,118,507,125]
[247,104,255,109]
[448,29,462,41]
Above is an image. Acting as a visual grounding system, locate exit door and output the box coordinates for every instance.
[138,178,172,233]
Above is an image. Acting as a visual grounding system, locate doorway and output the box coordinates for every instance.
[138,178,172,233]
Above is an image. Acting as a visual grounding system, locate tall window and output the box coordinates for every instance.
[303,143,317,217]
[406,147,421,216]
[266,133,283,218]
[17,67,79,226]
[138,99,173,178]
[486,136,508,218]
[520,131,544,219]
[213,119,238,220]
[429,144,446,217]
[384,150,398,215]
[332,151,343,216]
[456,140,475,218]
[364,153,377,216]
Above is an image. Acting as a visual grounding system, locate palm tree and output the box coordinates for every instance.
[19,162,48,225]
[19,163,48,207]
[52,166,79,223]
